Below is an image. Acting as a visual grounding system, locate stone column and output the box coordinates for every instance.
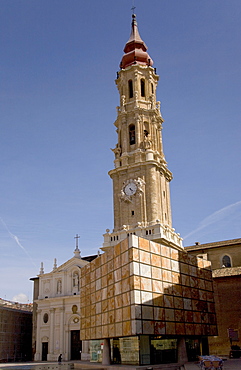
[34,309,42,361]
[59,307,64,355]
[49,309,55,355]
[64,329,69,361]
[177,337,188,364]
[102,338,111,365]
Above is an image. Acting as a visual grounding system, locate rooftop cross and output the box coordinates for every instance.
[74,234,80,250]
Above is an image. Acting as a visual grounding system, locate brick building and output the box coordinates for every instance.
[186,238,241,356]
[0,298,32,362]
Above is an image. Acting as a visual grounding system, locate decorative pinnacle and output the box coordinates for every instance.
[53,258,57,270]
[39,262,44,275]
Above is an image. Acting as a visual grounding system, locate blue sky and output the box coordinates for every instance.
[1,0,241,303]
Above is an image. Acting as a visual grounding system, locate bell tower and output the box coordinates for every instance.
[103,14,182,250]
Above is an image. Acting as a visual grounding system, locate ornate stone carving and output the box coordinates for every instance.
[120,95,126,113]
[73,272,79,290]
[143,133,152,149]
[57,279,62,294]
[150,94,155,109]
[44,280,50,294]
[72,305,78,314]
[111,144,122,158]
[134,177,145,194]
[119,178,145,202]
[134,91,138,108]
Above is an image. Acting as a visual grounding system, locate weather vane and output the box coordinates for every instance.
[131,0,136,14]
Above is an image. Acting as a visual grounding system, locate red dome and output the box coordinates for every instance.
[120,14,153,69]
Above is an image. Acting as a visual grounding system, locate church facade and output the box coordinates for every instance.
[79,14,218,366]
[32,245,95,362]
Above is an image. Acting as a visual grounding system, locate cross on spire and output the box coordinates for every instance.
[74,234,80,250]
[131,0,136,14]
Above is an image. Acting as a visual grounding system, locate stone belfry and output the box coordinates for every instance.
[103,14,182,250]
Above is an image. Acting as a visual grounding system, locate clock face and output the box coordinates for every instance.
[124,182,137,196]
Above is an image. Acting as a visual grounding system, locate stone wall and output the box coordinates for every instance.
[209,273,241,356]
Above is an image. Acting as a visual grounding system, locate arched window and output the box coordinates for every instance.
[151,83,154,94]
[222,255,231,268]
[129,124,135,145]
[141,79,145,97]
[128,80,133,98]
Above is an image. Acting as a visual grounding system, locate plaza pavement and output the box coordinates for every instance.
[0,359,241,370]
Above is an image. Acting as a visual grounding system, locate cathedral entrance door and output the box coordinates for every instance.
[71,330,82,360]
[42,342,48,361]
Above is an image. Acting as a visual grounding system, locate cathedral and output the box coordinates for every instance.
[79,14,217,366]
[32,13,218,366]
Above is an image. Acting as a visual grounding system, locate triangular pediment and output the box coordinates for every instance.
[53,256,89,274]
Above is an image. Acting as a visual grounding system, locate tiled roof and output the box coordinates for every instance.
[213,266,241,278]
[185,238,241,251]
[0,298,33,312]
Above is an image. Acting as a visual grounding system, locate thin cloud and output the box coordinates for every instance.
[0,218,36,267]
[183,200,241,241]
[12,293,29,304]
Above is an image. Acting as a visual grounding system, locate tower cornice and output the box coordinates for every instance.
[114,106,164,126]
[108,160,172,181]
